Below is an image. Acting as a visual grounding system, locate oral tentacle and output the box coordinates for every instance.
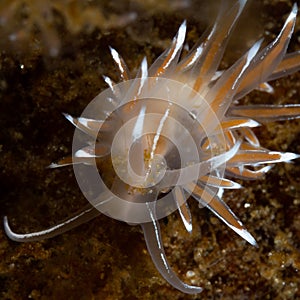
[3,205,100,242]
[141,206,202,294]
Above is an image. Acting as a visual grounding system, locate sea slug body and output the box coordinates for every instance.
[4,0,300,294]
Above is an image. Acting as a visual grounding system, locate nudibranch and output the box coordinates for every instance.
[4,0,300,294]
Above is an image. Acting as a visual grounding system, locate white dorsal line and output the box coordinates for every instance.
[149,107,170,164]
[282,3,297,38]
[109,47,125,76]
[137,57,148,96]
[63,113,103,130]
[277,152,300,162]
[228,225,258,246]
[232,39,263,90]
[132,105,147,142]
[236,151,300,165]
[103,75,115,90]
[75,149,95,158]
[184,46,204,70]
[243,119,260,128]
[203,176,242,189]
[163,21,187,70]
[173,186,192,233]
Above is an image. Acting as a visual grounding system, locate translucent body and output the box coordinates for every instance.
[4,0,300,294]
